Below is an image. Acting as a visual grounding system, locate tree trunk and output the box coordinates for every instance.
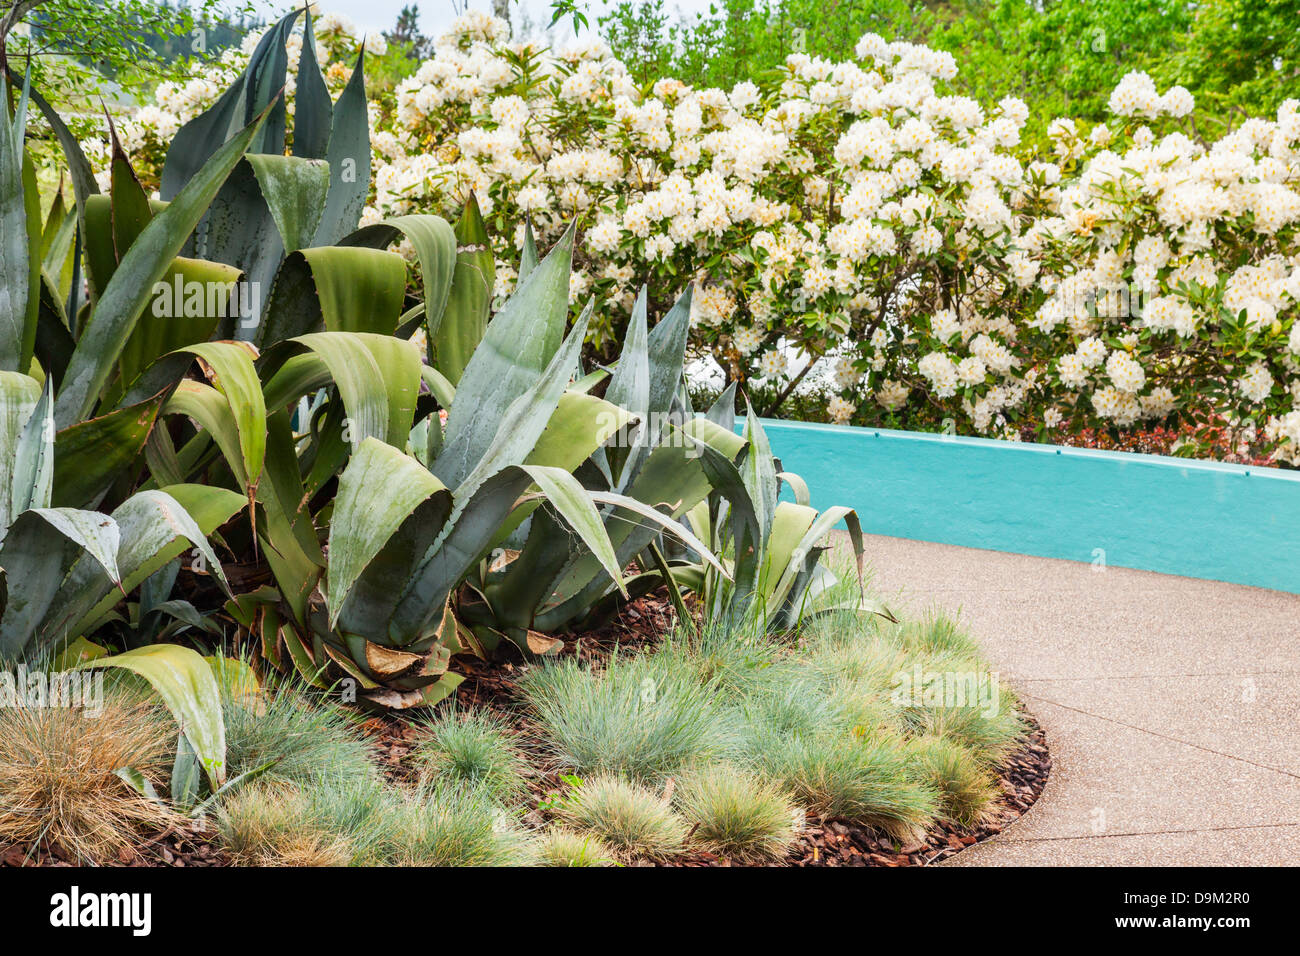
[493,0,511,29]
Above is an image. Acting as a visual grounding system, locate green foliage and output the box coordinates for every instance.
[680,394,889,634]
[217,775,535,866]
[559,774,689,860]
[598,0,1293,145]
[222,684,380,789]
[412,708,530,803]
[905,734,998,828]
[676,762,799,861]
[520,651,741,781]
[535,828,618,866]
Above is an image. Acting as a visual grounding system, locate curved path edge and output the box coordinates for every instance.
[835,532,1300,867]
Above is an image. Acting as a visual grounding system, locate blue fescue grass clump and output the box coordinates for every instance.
[411,707,530,803]
[517,649,744,782]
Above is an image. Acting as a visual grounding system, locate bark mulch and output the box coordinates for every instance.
[364,592,1052,867]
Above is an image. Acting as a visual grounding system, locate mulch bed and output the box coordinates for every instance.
[362,592,1052,867]
[2,591,1050,867]
[2,820,229,868]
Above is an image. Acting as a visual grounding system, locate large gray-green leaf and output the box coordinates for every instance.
[432,196,493,383]
[56,106,270,429]
[341,214,457,341]
[311,46,370,246]
[77,644,227,786]
[443,300,590,497]
[291,9,332,160]
[327,437,451,628]
[41,489,233,644]
[159,8,301,199]
[25,506,121,583]
[245,154,330,252]
[0,371,42,535]
[435,226,574,487]
[0,70,37,372]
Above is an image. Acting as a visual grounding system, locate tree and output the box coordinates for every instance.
[385,3,431,61]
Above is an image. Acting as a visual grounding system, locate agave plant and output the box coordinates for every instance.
[2,62,279,518]
[158,7,395,345]
[457,284,747,644]
[678,394,893,634]
[0,371,241,660]
[209,230,724,707]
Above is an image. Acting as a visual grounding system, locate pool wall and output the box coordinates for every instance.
[756,419,1300,594]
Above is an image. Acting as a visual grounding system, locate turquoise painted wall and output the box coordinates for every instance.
[756,419,1300,594]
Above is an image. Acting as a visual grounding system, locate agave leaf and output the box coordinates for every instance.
[761,501,819,608]
[12,374,52,515]
[327,437,452,628]
[245,154,330,253]
[0,508,75,655]
[705,382,737,431]
[341,214,457,342]
[263,246,406,343]
[432,196,494,385]
[51,487,240,642]
[118,257,241,390]
[583,489,729,578]
[56,105,270,429]
[77,644,227,786]
[777,470,811,507]
[286,331,421,447]
[517,220,539,284]
[24,506,122,585]
[420,364,456,409]
[436,229,576,487]
[311,45,370,246]
[601,287,649,487]
[109,132,155,261]
[518,464,626,597]
[181,342,266,495]
[490,392,633,548]
[0,70,40,373]
[446,302,590,502]
[292,9,332,160]
[741,403,779,543]
[40,192,77,288]
[34,272,75,389]
[254,411,324,623]
[531,418,744,630]
[164,380,250,487]
[645,285,693,424]
[82,193,118,298]
[52,392,166,509]
[0,371,43,532]
[243,10,299,155]
[765,505,865,620]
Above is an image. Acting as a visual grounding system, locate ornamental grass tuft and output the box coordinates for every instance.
[0,692,176,863]
[559,774,689,861]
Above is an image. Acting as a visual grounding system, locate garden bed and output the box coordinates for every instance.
[2,592,1049,868]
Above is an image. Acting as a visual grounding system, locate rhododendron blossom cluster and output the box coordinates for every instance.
[92,10,1300,465]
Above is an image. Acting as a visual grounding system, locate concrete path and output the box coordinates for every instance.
[853,533,1300,866]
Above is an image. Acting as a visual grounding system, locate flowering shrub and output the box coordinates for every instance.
[90,10,1300,464]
